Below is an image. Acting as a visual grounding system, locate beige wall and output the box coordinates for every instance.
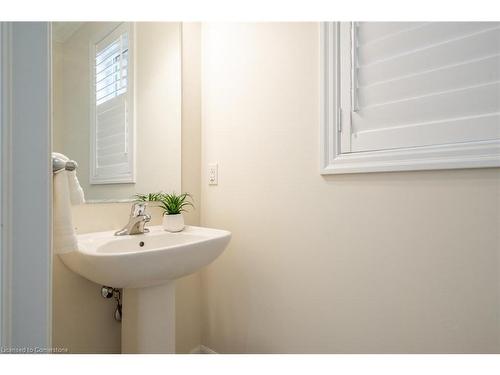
[53,21,500,354]
[52,41,64,152]
[52,23,202,354]
[200,23,500,353]
[177,22,202,354]
[56,22,181,201]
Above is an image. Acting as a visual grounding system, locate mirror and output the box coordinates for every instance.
[52,22,181,202]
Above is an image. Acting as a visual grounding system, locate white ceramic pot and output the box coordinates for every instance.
[162,213,185,232]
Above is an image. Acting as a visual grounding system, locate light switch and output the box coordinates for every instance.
[208,163,218,185]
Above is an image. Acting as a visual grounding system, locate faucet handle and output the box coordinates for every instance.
[130,202,148,217]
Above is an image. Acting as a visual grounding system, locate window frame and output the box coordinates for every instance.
[89,22,136,184]
[320,22,500,174]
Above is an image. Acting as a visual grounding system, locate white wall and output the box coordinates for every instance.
[200,23,500,353]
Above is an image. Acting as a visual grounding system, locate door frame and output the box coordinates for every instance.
[1,22,52,352]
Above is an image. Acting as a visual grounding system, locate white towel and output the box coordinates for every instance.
[67,169,85,205]
[52,152,85,254]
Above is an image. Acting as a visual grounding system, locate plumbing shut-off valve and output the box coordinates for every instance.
[101,286,122,322]
[101,286,114,299]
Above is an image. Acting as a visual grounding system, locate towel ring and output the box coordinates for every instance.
[53,156,78,174]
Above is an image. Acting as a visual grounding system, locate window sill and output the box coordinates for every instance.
[320,139,500,174]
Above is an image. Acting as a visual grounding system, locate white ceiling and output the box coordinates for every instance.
[52,22,84,43]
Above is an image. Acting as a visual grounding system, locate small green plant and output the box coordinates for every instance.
[134,192,164,202]
[159,192,194,215]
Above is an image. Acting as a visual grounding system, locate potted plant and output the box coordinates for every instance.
[159,192,194,232]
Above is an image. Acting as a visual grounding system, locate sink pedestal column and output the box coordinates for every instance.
[122,281,175,354]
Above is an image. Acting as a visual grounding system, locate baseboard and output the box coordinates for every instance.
[189,345,218,354]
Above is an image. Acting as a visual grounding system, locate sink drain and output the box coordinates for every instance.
[139,241,145,247]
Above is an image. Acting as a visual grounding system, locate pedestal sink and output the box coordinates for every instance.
[59,225,231,353]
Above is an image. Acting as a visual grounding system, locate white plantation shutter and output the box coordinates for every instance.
[91,23,135,184]
[340,22,500,153]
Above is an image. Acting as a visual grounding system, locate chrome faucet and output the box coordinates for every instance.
[114,202,151,236]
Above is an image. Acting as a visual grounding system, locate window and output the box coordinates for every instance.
[90,23,135,184]
[320,22,500,174]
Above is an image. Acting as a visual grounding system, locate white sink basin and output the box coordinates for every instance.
[60,225,231,288]
[58,224,231,354]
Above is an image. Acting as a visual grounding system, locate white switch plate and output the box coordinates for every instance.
[208,163,218,185]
